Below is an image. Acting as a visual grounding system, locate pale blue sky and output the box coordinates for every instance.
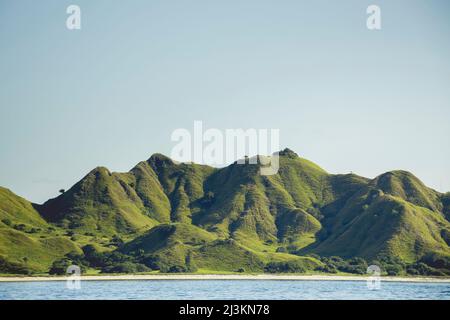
[1,0,449,203]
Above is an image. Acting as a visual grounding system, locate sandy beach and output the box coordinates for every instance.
[1,274,449,283]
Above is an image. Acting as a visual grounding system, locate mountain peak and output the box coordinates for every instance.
[147,153,174,167]
[372,169,442,212]
[88,166,111,176]
[279,148,298,158]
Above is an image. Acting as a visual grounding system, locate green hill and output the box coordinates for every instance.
[0,149,449,275]
[0,187,47,227]
[0,187,81,273]
[38,167,157,236]
[309,192,449,261]
[371,170,443,212]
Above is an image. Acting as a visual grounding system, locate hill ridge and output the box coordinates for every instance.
[1,148,449,275]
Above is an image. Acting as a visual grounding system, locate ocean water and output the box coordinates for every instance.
[0,280,449,300]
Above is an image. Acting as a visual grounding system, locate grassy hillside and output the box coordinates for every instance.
[371,171,443,212]
[1,149,449,275]
[0,188,81,273]
[0,187,47,227]
[39,167,160,237]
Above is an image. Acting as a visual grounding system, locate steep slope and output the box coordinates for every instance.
[276,208,321,248]
[274,148,330,209]
[39,167,157,236]
[0,188,81,273]
[194,149,331,241]
[0,187,47,227]
[195,161,277,242]
[147,153,216,223]
[38,154,217,238]
[308,186,450,262]
[371,171,442,212]
[128,160,172,223]
[442,192,450,221]
[192,149,371,254]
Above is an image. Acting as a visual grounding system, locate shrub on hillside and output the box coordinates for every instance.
[384,264,403,276]
[166,265,188,273]
[140,254,162,270]
[185,252,198,272]
[315,264,338,274]
[110,235,124,247]
[1,218,12,226]
[340,257,368,275]
[372,255,406,276]
[406,262,445,276]
[316,256,368,275]
[264,261,307,273]
[440,229,450,246]
[13,224,27,231]
[49,258,73,275]
[0,256,31,275]
[200,191,215,208]
[101,262,150,274]
[81,245,107,268]
[420,253,450,271]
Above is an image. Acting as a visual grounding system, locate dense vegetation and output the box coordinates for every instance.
[1,149,449,276]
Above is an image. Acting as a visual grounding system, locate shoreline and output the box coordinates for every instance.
[1,274,449,283]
